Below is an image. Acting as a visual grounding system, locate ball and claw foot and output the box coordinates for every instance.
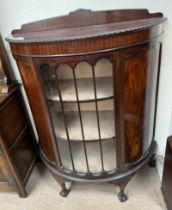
[148,156,156,167]
[60,188,70,197]
[118,190,128,202]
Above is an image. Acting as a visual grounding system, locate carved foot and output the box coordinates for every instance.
[118,190,128,202]
[148,155,156,167]
[60,188,70,197]
[52,174,71,198]
[109,175,132,202]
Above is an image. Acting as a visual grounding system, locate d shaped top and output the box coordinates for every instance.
[6,9,166,44]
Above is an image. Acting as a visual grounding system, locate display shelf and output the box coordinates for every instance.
[58,138,116,173]
[51,111,115,141]
[45,77,113,102]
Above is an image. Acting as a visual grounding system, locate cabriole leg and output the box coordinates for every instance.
[59,182,70,197]
[118,186,128,202]
[109,174,133,202]
[148,154,156,167]
[52,174,71,197]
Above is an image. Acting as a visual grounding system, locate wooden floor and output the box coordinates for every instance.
[0,163,167,210]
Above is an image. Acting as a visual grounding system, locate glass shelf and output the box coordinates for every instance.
[51,110,115,141]
[45,77,113,102]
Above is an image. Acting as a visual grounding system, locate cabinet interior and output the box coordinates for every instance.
[41,58,117,173]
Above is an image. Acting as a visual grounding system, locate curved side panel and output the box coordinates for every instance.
[124,50,147,162]
[123,44,160,163]
[143,44,161,153]
[16,58,58,166]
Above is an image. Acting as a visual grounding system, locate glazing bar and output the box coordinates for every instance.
[92,65,104,171]
[72,68,90,172]
[55,69,75,171]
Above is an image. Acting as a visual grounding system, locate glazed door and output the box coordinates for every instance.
[38,54,117,175]
[123,44,161,163]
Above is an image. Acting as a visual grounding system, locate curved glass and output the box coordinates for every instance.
[40,57,116,174]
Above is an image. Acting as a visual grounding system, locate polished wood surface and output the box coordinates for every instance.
[17,58,58,165]
[10,18,164,43]
[7,9,165,201]
[11,9,163,35]
[6,9,165,56]
[0,92,27,147]
[162,136,172,210]
[0,83,37,197]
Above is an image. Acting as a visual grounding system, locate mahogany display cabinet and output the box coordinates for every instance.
[6,9,166,201]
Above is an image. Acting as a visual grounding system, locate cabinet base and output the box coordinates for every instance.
[39,141,156,201]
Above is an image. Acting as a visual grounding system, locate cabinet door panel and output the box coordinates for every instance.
[0,94,27,148]
[0,158,11,182]
[11,128,36,181]
[124,45,160,163]
[0,146,13,182]
[0,145,16,191]
[124,51,147,162]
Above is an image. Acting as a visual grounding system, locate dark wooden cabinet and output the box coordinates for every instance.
[162,136,172,210]
[0,83,37,197]
[6,9,166,201]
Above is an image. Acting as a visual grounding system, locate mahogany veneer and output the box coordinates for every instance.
[6,9,166,201]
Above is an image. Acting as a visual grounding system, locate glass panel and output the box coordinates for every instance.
[48,100,72,170]
[98,100,115,139]
[75,61,92,78]
[57,138,73,170]
[80,102,98,140]
[98,99,116,171]
[102,139,116,171]
[75,62,94,101]
[40,56,116,174]
[86,141,102,173]
[56,64,77,102]
[41,64,58,99]
[71,142,87,173]
[143,45,160,152]
[95,58,113,77]
[95,58,113,99]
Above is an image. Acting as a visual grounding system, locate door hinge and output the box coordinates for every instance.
[8,178,16,185]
